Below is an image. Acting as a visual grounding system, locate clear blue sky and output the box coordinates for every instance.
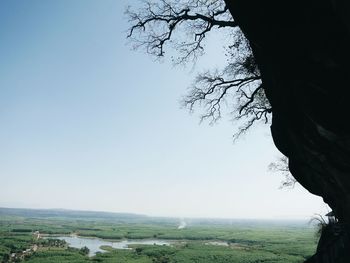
[0,0,327,219]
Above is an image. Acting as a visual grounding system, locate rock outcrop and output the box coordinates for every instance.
[225,0,350,261]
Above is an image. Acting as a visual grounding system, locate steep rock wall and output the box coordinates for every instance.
[225,0,350,261]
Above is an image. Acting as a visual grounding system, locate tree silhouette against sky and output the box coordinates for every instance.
[126,0,272,140]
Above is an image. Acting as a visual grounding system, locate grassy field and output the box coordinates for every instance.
[0,208,318,262]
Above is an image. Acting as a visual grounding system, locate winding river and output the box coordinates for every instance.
[54,236,172,256]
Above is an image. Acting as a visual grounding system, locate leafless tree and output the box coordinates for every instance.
[126,0,272,140]
[268,156,297,188]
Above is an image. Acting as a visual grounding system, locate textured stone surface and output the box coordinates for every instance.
[224,0,350,261]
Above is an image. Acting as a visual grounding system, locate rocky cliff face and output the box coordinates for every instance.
[224,0,350,261]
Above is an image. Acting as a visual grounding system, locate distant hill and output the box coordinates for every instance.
[0,207,310,227]
[0,207,150,222]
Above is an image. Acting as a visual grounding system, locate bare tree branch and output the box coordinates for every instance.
[127,0,273,141]
[126,0,236,62]
[268,156,297,188]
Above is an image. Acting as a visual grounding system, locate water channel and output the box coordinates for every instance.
[54,236,172,256]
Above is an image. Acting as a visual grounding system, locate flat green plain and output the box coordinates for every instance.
[0,208,318,263]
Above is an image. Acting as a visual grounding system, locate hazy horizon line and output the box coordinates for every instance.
[0,205,318,221]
